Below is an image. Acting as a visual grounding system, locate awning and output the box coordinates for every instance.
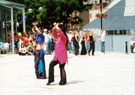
[0,0,25,9]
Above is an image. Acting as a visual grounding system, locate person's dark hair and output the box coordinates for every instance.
[36,24,40,28]
[22,32,25,36]
[64,32,69,49]
[14,33,17,36]
[30,40,32,43]
[59,25,69,49]
[21,43,24,48]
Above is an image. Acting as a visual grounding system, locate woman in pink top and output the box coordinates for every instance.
[47,23,68,85]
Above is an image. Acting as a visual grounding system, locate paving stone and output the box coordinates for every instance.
[0,52,134,95]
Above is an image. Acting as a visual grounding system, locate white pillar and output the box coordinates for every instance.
[11,7,14,54]
[15,11,17,33]
[23,8,26,33]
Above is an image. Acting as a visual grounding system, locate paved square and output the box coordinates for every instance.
[0,52,134,95]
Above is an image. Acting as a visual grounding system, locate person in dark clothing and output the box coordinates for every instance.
[88,30,95,56]
[73,31,79,55]
[80,33,87,55]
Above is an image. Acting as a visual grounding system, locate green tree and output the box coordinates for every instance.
[7,0,92,30]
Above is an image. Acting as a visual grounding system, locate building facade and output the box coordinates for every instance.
[83,0,135,53]
[80,0,114,29]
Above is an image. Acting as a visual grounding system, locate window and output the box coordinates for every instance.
[93,0,100,4]
[89,13,92,18]
[106,30,128,35]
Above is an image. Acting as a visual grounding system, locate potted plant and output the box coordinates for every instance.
[96,13,102,18]
[102,13,108,19]
[96,13,108,19]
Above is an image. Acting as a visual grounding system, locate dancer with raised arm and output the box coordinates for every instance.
[34,24,46,79]
[47,23,68,85]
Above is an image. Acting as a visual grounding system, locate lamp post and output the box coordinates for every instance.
[28,7,43,26]
[100,0,103,30]
[28,7,43,13]
[28,8,32,13]
[38,7,43,11]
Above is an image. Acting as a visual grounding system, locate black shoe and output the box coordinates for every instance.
[46,80,54,85]
[46,82,51,85]
[39,72,42,76]
[59,81,66,85]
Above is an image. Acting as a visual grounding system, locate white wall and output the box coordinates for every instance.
[89,10,100,22]
[95,35,135,53]
[124,0,135,16]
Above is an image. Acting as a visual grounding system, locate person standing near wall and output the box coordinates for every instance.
[73,31,79,55]
[67,31,73,53]
[47,31,53,54]
[130,37,135,53]
[43,29,49,54]
[84,32,89,54]
[14,33,19,54]
[88,30,95,56]
[100,30,106,53]
[80,32,87,55]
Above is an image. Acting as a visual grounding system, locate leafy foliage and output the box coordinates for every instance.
[6,0,92,30]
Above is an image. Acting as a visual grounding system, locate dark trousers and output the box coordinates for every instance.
[131,46,134,53]
[89,43,95,55]
[74,43,79,55]
[48,60,66,83]
[18,52,27,55]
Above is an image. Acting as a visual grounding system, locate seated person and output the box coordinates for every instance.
[27,41,34,55]
[19,43,27,55]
